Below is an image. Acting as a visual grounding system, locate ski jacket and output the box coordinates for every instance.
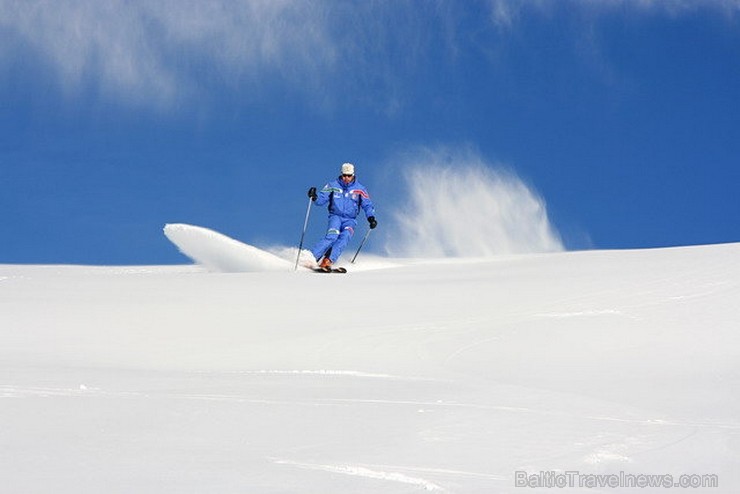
[315,176,375,220]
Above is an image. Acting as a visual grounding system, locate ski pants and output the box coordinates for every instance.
[311,215,356,263]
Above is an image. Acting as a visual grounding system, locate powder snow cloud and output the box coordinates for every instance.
[384,147,564,257]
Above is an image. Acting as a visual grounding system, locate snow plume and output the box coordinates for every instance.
[164,223,289,272]
[385,149,564,257]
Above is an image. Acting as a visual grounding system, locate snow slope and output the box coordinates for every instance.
[1,239,739,493]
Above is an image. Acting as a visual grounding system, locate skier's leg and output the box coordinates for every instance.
[327,220,356,263]
[310,216,341,261]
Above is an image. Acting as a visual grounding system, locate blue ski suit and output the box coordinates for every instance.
[311,176,376,263]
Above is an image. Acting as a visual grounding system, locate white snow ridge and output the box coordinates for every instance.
[1,240,739,493]
[164,223,290,272]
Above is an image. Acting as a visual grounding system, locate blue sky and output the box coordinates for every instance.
[2,0,739,264]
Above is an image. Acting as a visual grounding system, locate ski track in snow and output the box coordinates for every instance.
[271,458,447,492]
[193,369,439,381]
[532,309,627,318]
[3,385,739,432]
[349,463,506,481]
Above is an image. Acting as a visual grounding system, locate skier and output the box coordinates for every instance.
[307,163,377,271]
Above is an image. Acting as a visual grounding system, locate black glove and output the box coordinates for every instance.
[307,187,317,201]
[368,216,377,229]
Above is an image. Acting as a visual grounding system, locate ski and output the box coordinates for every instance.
[313,267,347,274]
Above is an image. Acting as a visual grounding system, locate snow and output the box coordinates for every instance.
[1,231,739,493]
[164,223,291,272]
[388,160,565,257]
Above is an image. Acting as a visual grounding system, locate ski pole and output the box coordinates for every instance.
[350,229,372,264]
[294,196,313,271]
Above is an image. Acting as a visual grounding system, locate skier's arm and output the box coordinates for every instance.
[360,191,377,229]
[314,183,333,207]
[360,191,376,219]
